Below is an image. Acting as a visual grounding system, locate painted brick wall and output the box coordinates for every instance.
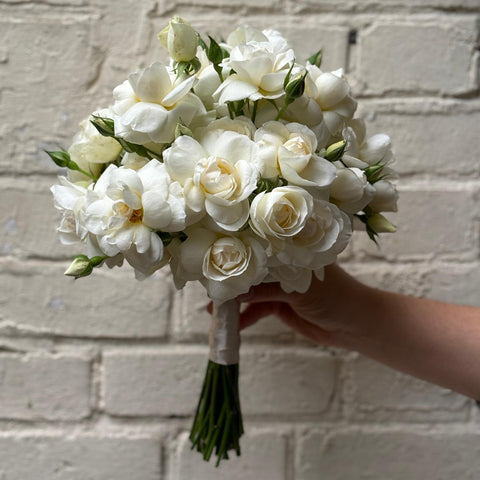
[0,0,479,478]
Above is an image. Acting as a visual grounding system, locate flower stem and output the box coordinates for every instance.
[189,361,243,466]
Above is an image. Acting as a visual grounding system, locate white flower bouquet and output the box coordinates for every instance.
[48,17,398,466]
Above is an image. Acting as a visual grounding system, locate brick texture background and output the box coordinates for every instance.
[0,0,479,478]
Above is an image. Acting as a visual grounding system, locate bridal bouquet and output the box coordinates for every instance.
[48,17,398,466]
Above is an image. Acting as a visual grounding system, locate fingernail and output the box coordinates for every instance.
[237,289,253,302]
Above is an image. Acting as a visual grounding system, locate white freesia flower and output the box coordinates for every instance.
[342,119,395,171]
[215,30,295,103]
[249,186,314,253]
[329,166,375,214]
[368,179,398,213]
[224,26,285,50]
[171,227,268,302]
[51,176,89,245]
[84,161,186,276]
[275,198,352,270]
[112,62,206,146]
[287,66,356,147]
[163,130,259,231]
[254,121,337,186]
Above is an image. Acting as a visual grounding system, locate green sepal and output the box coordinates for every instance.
[249,176,287,203]
[175,57,202,77]
[175,118,193,138]
[307,48,323,68]
[355,213,379,246]
[364,163,385,184]
[156,231,188,247]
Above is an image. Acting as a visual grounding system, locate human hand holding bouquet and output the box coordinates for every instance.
[48,17,398,466]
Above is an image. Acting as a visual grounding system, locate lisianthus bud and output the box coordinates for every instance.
[368,213,396,233]
[158,17,198,62]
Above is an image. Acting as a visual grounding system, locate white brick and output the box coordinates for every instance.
[354,186,477,258]
[0,178,74,258]
[290,0,480,10]
[363,110,480,177]
[172,282,292,341]
[172,429,289,479]
[423,263,480,306]
[241,348,338,415]
[0,353,91,421]
[157,0,281,11]
[0,16,103,174]
[297,429,480,480]
[358,20,477,95]
[345,355,469,422]
[0,435,161,480]
[103,348,207,416]
[0,260,170,338]
[103,347,337,417]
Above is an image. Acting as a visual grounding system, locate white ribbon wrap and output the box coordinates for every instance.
[209,299,240,365]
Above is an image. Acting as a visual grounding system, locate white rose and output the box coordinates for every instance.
[304,66,357,142]
[249,186,314,252]
[254,121,336,186]
[172,228,268,302]
[163,130,259,231]
[368,180,398,212]
[329,167,375,214]
[199,116,256,139]
[275,199,352,270]
[283,94,326,148]
[158,17,198,62]
[112,62,206,146]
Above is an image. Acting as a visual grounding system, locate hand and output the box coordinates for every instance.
[235,264,369,348]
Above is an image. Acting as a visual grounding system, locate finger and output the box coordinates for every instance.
[279,314,333,346]
[239,301,292,330]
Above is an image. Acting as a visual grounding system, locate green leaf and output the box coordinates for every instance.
[198,35,207,51]
[207,35,224,65]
